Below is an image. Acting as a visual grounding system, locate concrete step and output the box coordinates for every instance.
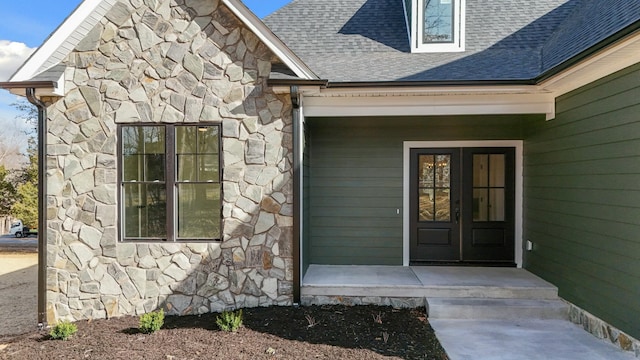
[422,285,559,300]
[426,297,569,320]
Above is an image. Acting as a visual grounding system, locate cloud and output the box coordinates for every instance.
[0,41,35,81]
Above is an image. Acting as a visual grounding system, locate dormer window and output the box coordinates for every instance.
[404,0,466,53]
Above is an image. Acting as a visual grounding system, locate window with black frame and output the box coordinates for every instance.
[120,124,221,242]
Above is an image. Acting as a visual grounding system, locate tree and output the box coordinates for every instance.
[8,99,38,228]
[11,181,37,228]
[0,165,17,217]
[0,117,28,169]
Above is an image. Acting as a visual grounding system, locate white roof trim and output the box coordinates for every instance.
[10,0,114,82]
[222,0,318,80]
[302,90,556,120]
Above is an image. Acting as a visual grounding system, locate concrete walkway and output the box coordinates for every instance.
[302,265,638,359]
[430,319,637,360]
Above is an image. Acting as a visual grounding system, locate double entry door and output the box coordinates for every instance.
[409,147,515,264]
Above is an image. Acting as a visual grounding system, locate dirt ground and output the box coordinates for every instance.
[0,305,448,360]
[0,252,37,337]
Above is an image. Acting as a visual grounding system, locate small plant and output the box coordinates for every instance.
[139,309,165,334]
[216,309,243,332]
[305,314,318,328]
[382,331,389,344]
[49,321,78,340]
[372,312,383,324]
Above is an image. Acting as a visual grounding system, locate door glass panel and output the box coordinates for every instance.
[418,154,451,222]
[473,154,488,187]
[435,155,451,188]
[489,189,505,221]
[473,189,488,221]
[489,154,505,187]
[419,155,435,187]
[435,189,451,221]
[473,153,506,222]
[419,189,435,221]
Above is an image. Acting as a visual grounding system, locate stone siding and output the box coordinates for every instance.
[45,0,293,323]
[568,303,640,358]
[301,295,426,309]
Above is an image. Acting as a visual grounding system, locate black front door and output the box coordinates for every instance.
[410,147,515,264]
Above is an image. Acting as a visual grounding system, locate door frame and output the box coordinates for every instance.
[403,140,523,267]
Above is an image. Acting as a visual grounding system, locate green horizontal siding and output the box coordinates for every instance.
[307,115,533,266]
[524,62,640,339]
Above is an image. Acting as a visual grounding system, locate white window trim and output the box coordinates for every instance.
[412,0,466,53]
[402,140,523,267]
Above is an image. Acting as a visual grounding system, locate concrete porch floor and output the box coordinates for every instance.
[301,265,637,360]
[301,264,558,298]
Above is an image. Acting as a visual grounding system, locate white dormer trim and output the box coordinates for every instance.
[10,0,115,82]
[411,0,466,53]
[222,0,318,80]
[10,0,318,85]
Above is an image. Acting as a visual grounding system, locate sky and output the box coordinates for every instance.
[0,0,290,153]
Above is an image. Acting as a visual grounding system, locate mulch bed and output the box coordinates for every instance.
[0,305,448,360]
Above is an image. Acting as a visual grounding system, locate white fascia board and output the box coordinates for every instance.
[539,30,640,97]
[10,0,105,82]
[303,91,555,119]
[222,0,318,80]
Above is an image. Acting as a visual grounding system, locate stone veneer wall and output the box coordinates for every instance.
[45,0,294,323]
[568,304,640,358]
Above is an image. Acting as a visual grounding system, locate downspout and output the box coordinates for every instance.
[290,86,301,304]
[26,88,47,327]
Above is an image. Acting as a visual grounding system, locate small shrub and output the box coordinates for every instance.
[216,309,243,332]
[139,309,164,334]
[49,321,77,340]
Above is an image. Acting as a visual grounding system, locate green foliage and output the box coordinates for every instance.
[49,321,78,341]
[139,309,164,334]
[216,309,243,332]
[0,166,17,216]
[11,181,38,229]
[7,100,38,227]
[11,99,38,130]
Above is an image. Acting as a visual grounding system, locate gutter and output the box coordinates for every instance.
[25,88,48,328]
[290,86,301,304]
[0,81,57,90]
[323,79,537,88]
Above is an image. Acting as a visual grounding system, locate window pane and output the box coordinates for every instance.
[198,126,219,154]
[489,189,505,221]
[435,154,450,188]
[435,188,450,221]
[424,0,454,43]
[473,154,488,187]
[419,188,435,221]
[473,189,488,222]
[177,154,197,182]
[143,127,165,154]
[122,127,142,155]
[123,183,166,238]
[176,126,196,154]
[419,155,435,187]
[199,154,219,181]
[145,154,165,181]
[123,155,143,181]
[489,154,505,187]
[177,184,220,239]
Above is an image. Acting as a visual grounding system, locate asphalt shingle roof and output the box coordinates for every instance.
[264,0,640,83]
